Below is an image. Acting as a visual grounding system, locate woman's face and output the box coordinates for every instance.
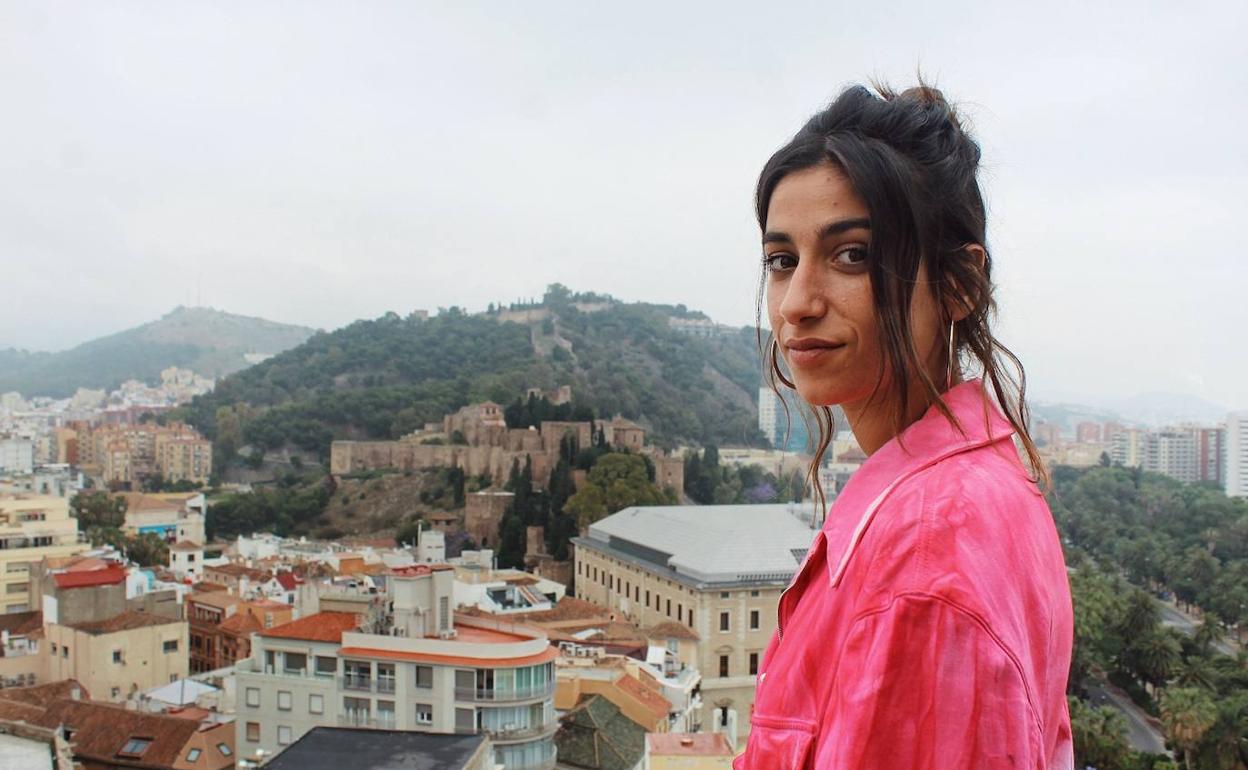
[763,161,945,410]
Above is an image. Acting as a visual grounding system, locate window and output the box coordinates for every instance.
[112,650,123,663]
[749,652,759,676]
[309,693,324,714]
[688,610,694,628]
[51,643,57,654]
[645,590,650,605]
[677,602,682,620]
[162,639,178,653]
[315,655,337,678]
[719,655,729,678]
[665,599,671,617]
[283,651,306,673]
[634,586,639,601]
[751,590,760,597]
[218,742,232,756]
[62,646,68,658]
[188,554,195,562]
[277,725,292,745]
[719,612,730,632]
[749,610,760,630]
[277,690,292,711]
[720,591,730,598]
[415,665,433,688]
[578,561,582,575]
[6,582,27,594]
[246,722,260,741]
[245,687,260,707]
[415,702,433,724]
[119,737,152,757]
[378,663,396,693]
[186,748,202,762]
[110,687,121,699]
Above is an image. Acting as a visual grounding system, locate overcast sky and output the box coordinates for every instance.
[1,2,1244,409]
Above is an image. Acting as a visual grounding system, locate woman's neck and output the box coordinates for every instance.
[843,375,960,456]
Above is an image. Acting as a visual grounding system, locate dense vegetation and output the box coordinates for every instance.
[1056,465,1248,768]
[0,307,313,398]
[69,491,171,567]
[177,286,768,471]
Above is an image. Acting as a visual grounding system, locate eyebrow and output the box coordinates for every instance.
[762,217,871,245]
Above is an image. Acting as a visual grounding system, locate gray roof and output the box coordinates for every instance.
[573,504,821,588]
[264,727,487,770]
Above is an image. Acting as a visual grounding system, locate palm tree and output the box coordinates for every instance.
[1133,628,1183,696]
[1195,616,1227,655]
[1195,692,1248,770]
[1172,657,1220,692]
[1160,687,1218,770]
[1122,589,1161,641]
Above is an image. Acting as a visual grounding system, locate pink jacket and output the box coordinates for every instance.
[733,379,1074,769]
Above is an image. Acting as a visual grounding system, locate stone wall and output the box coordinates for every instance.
[464,490,514,549]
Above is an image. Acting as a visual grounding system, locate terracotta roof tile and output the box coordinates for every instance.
[68,610,181,635]
[33,698,202,768]
[647,733,734,756]
[0,610,42,637]
[52,564,127,589]
[260,611,360,643]
[0,680,88,708]
[645,620,700,642]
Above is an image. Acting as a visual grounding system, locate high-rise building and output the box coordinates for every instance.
[1195,426,1226,486]
[756,388,820,453]
[1227,412,1248,498]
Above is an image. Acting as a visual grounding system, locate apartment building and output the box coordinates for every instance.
[1228,412,1248,498]
[571,504,820,739]
[235,565,559,769]
[187,591,294,673]
[0,495,87,614]
[1109,425,1227,485]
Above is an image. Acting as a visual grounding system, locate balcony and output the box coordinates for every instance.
[337,712,397,730]
[486,720,560,743]
[376,677,396,695]
[453,679,556,704]
[341,675,373,692]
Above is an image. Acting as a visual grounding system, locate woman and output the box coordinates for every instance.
[734,83,1074,769]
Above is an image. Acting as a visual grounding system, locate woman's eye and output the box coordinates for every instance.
[763,253,797,273]
[835,246,869,266]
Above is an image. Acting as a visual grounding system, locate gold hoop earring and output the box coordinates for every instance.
[946,319,956,391]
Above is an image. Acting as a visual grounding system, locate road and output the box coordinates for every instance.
[1158,601,1236,656]
[1084,681,1168,755]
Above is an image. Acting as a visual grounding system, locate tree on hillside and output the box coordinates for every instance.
[564,453,676,530]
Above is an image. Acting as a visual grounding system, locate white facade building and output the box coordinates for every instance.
[1227,412,1248,498]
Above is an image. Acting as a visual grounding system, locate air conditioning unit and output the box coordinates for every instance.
[437,629,457,640]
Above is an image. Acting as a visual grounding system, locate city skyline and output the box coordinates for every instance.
[2,2,1244,410]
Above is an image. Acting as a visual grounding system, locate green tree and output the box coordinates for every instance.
[1159,687,1218,770]
[564,453,676,530]
[1068,695,1133,770]
[70,491,126,530]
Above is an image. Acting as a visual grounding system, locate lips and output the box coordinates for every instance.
[784,339,845,367]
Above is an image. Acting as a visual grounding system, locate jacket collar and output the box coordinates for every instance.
[822,377,1019,588]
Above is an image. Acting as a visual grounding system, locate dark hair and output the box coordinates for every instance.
[754,81,1047,516]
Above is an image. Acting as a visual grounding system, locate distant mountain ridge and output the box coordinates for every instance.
[1032,389,1230,432]
[178,286,768,459]
[0,307,316,398]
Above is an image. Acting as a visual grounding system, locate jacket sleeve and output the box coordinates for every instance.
[811,593,1042,770]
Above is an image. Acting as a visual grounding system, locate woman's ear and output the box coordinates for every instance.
[944,244,987,323]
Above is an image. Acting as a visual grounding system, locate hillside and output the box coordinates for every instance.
[0,307,316,398]
[180,285,768,463]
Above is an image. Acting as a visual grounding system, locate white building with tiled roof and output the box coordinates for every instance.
[571,503,820,743]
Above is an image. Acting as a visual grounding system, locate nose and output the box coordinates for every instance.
[777,258,827,327]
